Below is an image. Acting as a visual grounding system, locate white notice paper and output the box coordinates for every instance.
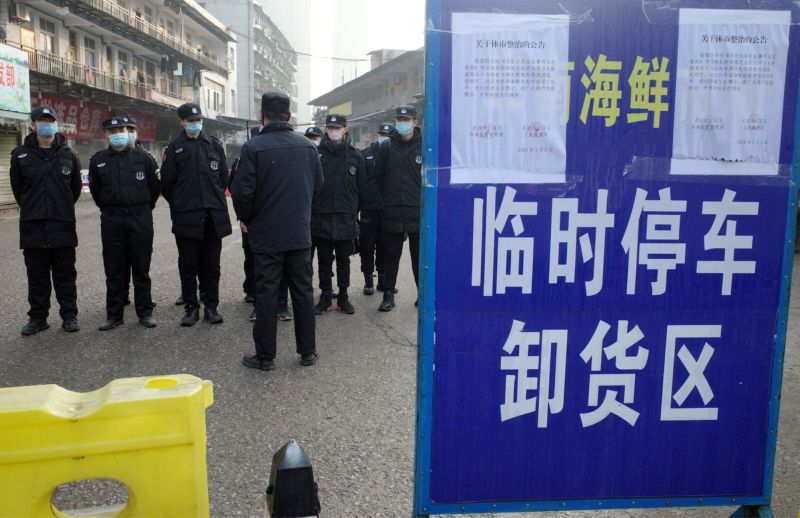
[671,9,790,176]
[450,13,569,184]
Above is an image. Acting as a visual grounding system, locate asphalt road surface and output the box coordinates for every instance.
[0,198,797,517]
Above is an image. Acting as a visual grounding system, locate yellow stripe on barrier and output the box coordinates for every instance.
[0,375,214,517]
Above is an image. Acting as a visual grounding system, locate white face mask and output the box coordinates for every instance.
[377,136,389,144]
[327,128,344,142]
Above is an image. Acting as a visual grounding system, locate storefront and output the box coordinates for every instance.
[0,43,31,208]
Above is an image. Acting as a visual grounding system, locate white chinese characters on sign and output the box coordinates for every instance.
[661,325,720,421]
[500,320,567,427]
[579,320,649,427]
[472,186,538,296]
[621,188,687,296]
[549,189,615,296]
[696,189,759,295]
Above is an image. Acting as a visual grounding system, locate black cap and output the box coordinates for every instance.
[325,114,346,128]
[122,115,137,128]
[102,117,129,130]
[262,91,290,115]
[378,123,394,135]
[30,106,57,121]
[304,127,323,138]
[177,103,202,121]
[395,105,417,118]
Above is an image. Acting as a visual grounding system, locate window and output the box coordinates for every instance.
[168,78,176,95]
[84,37,97,67]
[68,31,77,61]
[38,18,56,54]
[118,50,129,77]
[231,89,236,113]
[185,32,192,46]
[166,19,174,33]
[143,5,153,23]
[145,61,156,87]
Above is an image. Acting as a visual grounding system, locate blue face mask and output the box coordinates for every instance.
[36,122,58,137]
[186,121,203,135]
[128,131,138,146]
[377,136,389,144]
[109,133,129,149]
[395,121,413,136]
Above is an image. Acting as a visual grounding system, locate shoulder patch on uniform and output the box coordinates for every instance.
[349,165,357,175]
[175,147,184,154]
[17,153,27,159]
[98,163,106,167]
[366,156,374,160]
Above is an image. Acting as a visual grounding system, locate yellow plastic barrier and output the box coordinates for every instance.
[0,375,214,517]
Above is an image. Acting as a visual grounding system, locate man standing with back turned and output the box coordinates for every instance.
[231,91,322,371]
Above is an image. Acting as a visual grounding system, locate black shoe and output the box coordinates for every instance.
[379,292,396,312]
[151,301,157,308]
[363,274,375,295]
[242,355,275,371]
[21,319,49,336]
[277,306,293,321]
[244,294,255,304]
[175,295,185,306]
[415,298,419,307]
[99,318,124,331]
[181,307,199,326]
[337,292,355,314]
[300,351,319,366]
[249,308,256,323]
[62,318,79,333]
[203,307,224,324]
[139,315,157,328]
[314,291,333,315]
[124,297,131,306]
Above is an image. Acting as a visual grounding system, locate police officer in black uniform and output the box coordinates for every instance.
[360,122,392,295]
[375,106,423,312]
[10,106,82,335]
[313,114,365,315]
[89,116,160,330]
[304,126,323,146]
[160,103,231,326]
[231,91,321,371]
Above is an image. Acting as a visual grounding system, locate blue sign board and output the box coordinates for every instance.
[415,0,800,515]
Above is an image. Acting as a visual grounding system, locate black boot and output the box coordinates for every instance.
[181,306,199,326]
[99,318,124,331]
[376,273,386,292]
[203,307,224,324]
[314,291,333,315]
[378,291,396,312]
[363,273,375,295]
[337,290,355,314]
[21,319,49,336]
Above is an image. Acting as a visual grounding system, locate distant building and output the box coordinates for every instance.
[308,48,424,148]
[0,0,242,207]
[202,0,297,123]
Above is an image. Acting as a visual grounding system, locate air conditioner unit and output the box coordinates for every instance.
[10,3,31,24]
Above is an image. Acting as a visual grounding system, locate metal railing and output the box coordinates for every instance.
[68,0,229,76]
[8,41,190,106]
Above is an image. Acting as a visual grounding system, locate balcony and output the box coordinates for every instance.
[8,41,190,107]
[53,0,229,76]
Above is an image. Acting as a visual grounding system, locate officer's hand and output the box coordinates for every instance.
[240,221,248,233]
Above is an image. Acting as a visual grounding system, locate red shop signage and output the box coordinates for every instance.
[31,94,108,140]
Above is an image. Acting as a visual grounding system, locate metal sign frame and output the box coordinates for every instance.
[413,0,798,515]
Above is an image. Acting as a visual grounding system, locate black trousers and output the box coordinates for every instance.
[23,247,78,321]
[382,231,420,292]
[253,248,316,360]
[313,237,355,292]
[244,231,289,305]
[176,217,222,310]
[359,210,384,277]
[101,208,154,319]
[242,231,255,297]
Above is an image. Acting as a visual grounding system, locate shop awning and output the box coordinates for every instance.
[0,109,30,121]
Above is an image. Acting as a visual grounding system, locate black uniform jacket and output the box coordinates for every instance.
[230,122,323,254]
[375,127,423,234]
[160,130,232,240]
[360,141,382,212]
[312,136,365,241]
[10,133,82,249]
[88,147,160,209]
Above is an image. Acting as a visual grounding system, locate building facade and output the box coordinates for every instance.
[0,0,241,207]
[308,48,424,149]
[201,0,296,123]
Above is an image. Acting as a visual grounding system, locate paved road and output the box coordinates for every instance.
[0,198,796,517]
